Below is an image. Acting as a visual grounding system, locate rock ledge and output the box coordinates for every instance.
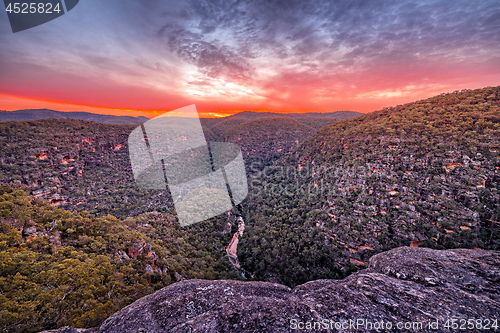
[42,247,500,333]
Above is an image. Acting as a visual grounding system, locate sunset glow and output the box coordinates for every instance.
[1,0,499,117]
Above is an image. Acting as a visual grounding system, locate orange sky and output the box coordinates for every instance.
[1,1,499,118]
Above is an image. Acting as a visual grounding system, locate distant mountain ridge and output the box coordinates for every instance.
[200,110,362,139]
[1,108,362,127]
[0,109,150,125]
[224,110,362,120]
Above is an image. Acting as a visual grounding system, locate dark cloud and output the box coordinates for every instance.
[147,0,500,86]
[1,0,499,112]
[162,27,252,80]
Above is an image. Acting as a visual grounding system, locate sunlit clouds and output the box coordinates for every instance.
[0,0,499,117]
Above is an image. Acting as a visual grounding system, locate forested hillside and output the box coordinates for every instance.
[224,117,315,164]
[0,185,240,332]
[0,119,160,218]
[0,111,360,219]
[1,88,500,331]
[200,110,361,139]
[240,86,500,286]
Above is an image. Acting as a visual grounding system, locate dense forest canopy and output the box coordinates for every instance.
[0,185,241,332]
[240,86,500,285]
[1,86,499,332]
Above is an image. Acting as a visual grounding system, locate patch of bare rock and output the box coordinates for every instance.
[40,246,500,333]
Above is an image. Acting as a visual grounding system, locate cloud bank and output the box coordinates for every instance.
[0,0,499,115]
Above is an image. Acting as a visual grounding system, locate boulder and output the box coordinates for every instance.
[39,247,500,332]
[22,226,36,236]
[116,250,130,261]
[100,247,499,332]
[128,240,153,259]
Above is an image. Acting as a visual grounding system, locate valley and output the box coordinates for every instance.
[241,86,500,285]
[1,87,500,331]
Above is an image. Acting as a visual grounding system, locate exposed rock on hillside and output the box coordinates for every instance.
[42,247,500,332]
[224,117,315,160]
[243,86,500,286]
[40,328,98,333]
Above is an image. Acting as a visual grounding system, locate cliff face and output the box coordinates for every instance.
[42,247,500,333]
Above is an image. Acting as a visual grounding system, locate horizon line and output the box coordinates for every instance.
[0,108,363,119]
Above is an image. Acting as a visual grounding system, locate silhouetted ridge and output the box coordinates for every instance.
[0,109,149,124]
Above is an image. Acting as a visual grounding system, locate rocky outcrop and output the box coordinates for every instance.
[40,328,98,333]
[127,240,155,259]
[41,247,500,333]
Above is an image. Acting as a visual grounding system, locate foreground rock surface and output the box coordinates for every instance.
[42,247,500,333]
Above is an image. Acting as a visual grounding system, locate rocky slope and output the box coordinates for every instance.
[241,86,500,286]
[224,117,316,161]
[41,246,500,333]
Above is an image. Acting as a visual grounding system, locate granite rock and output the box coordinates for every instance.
[41,247,500,333]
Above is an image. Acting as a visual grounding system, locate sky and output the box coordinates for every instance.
[0,0,499,118]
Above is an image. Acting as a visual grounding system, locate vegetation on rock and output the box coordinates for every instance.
[0,185,240,332]
[1,87,500,331]
[241,86,500,285]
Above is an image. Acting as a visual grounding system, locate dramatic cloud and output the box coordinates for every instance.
[0,0,499,116]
